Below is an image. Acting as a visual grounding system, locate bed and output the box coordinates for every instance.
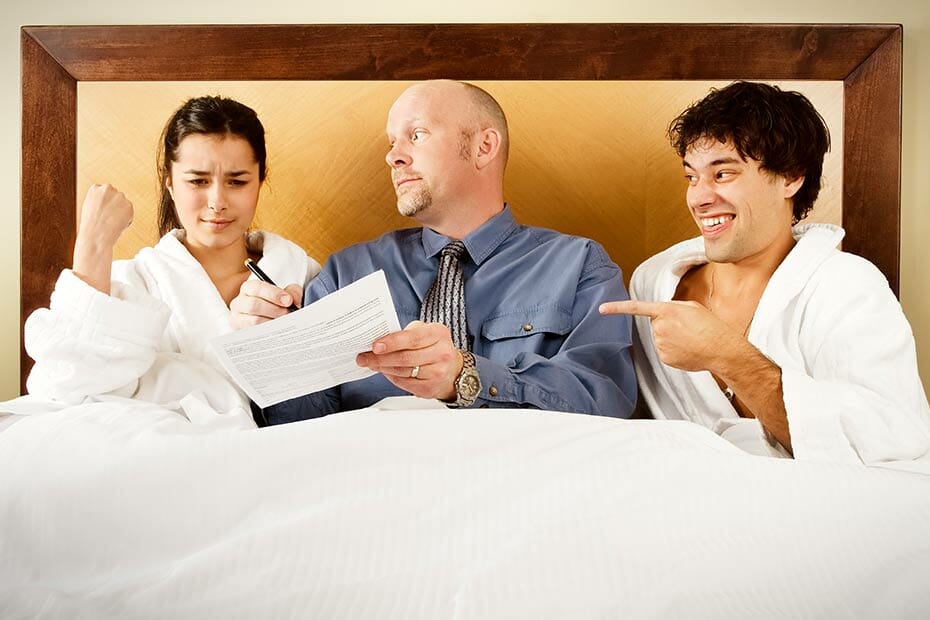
[7,23,929,618]
[2,401,930,617]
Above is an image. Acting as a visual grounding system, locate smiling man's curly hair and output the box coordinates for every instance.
[668,81,831,223]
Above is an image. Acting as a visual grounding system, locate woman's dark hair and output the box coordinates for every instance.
[157,96,267,235]
[667,81,831,223]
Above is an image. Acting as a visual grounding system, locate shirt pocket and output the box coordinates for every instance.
[480,304,573,360]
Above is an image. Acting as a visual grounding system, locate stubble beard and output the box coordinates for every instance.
[397,184,432,218]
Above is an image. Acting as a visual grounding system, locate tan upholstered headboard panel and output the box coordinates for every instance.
[77,81,843,279]
[22,24,902,394]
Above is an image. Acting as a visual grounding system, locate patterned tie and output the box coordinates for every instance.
[420,240,469,351]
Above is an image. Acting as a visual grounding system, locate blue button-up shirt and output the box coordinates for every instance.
[263,207,635,423]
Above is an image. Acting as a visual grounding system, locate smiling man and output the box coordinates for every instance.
[601,81,930,464]
[232,80,636,422]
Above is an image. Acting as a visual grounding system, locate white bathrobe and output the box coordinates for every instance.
[630,223,930,465]
[12,230,320,428]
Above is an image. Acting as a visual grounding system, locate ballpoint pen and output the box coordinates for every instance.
[244,258,300,312]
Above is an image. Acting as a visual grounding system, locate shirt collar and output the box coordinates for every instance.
[421,205,518,266]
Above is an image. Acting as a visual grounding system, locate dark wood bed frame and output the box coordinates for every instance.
[20,23,902,394]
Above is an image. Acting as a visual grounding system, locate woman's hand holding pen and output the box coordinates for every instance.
[230,279,303,329]
[72,184,134,295]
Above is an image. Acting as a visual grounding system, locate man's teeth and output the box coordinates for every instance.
[701,215,732,227]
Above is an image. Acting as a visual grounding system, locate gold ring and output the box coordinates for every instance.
[410,365,420,379]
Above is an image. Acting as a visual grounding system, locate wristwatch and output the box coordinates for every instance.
[451,350,481,407]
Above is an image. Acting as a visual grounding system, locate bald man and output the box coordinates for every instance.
[231,80,636,424]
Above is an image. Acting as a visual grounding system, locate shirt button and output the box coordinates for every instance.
[522,324,533,332]
[489,386,499,397]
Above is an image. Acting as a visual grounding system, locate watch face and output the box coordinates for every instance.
[460,373,480,398]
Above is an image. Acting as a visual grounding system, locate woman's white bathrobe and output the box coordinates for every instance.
[630,223,930,465]
[18,230,320,428]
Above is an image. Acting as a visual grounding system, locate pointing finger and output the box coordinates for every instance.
[598,300,669,318]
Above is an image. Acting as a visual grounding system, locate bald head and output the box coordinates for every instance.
[393,80,509,169]
[384,80,509,236]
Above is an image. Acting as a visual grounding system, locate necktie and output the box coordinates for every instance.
[420,240,469,351]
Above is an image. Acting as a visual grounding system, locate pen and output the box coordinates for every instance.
[244,258,300,312]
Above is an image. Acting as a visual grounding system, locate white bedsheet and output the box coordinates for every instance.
[2,402,929,619]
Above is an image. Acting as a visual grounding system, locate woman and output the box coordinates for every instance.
[20,96,320,427]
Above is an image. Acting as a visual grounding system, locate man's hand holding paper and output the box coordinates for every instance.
[357,321,463,401]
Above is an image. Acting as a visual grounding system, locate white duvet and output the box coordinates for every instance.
[2,402,929,619]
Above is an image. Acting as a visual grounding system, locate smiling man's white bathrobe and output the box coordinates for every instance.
[12,230,319,428]
[630,223,930,466]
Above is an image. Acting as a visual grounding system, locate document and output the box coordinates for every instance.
[211,271,401,408]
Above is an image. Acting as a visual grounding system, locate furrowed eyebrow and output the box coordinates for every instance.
[181,169,251,176]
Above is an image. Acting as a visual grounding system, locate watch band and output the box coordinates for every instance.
[451,350,481,408]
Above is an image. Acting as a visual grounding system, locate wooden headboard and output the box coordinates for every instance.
[20,24,902,394]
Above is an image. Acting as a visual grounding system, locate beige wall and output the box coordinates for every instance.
[4,0,929,399]
[77,81,842,281]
